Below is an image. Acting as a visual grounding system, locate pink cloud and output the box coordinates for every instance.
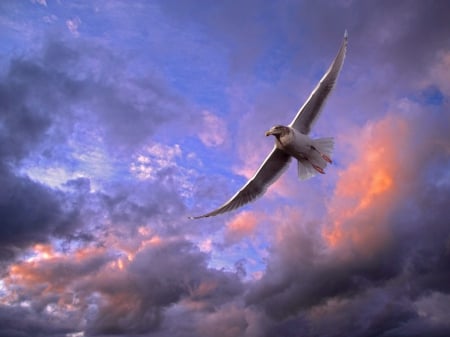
[224,211,259,245]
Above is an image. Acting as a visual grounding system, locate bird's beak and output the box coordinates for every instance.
[265,129,274,136]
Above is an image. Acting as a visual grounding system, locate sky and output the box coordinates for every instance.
[1,1,450,336]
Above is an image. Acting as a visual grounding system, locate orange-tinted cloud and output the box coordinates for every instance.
[323,115,410,256]
[7,245,111,293]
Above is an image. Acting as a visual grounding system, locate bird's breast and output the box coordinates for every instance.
[278,129,312,160]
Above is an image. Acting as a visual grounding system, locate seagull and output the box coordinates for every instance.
[190,31,348,219]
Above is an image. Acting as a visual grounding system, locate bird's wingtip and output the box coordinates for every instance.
[344,29,348,39]
[188,215,206,220]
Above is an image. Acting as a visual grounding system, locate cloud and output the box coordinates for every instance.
[31,0,47,6]
[43,14,58,24]
[0,304,74,337]
[0,61,53,164]
[3,238,244,336]
[196,304,248,337]
[0,169,81,261]
[303,286,418,337]
[85,240,208,334]
[2,37,193,156]
[66,17,81,37]
[198,110,228,147]
[0,60,91,258]
[224,211,259,246]
[425,51,450,96]
[283,1,450,76]
[130,143,182,180]
[323,115,410,253]
[0,31,200,263]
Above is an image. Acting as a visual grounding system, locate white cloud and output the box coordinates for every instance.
[130,142,200,199]
[24,166,82,188]
[66,17,81,37]
[130,143,182,181]
[31,0,47,6]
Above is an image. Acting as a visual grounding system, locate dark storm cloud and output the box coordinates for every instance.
[257,287,417,337]
[0,237,244,336]
[0,53,80,259]
[0,169,80,261]
[80,239,243,335]
[0,56,87,257]
[245,220,403,320]
[0,61,53,163]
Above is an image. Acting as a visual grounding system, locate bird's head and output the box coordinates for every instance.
[265,125,289,137]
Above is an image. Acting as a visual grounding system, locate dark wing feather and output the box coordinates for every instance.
[190,148,291,219]
[289,31,348,134]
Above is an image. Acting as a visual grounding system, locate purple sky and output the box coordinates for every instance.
[1,1,450,336]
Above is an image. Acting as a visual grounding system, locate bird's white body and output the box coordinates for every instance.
[276,127,313,160]
[275,126,334,180]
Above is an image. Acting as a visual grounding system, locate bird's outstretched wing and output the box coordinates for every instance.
[189,148,291,219]
[289,30,348,135]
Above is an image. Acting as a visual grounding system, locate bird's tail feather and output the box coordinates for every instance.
[297,137,334,180]
[313,137,334,160]
[297,160,318,180]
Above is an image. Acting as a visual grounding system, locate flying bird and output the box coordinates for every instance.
[190,31,348,219]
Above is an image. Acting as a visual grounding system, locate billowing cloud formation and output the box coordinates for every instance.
[3,238,243,336]
[1,1,449,337]
[324,115,409,252]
